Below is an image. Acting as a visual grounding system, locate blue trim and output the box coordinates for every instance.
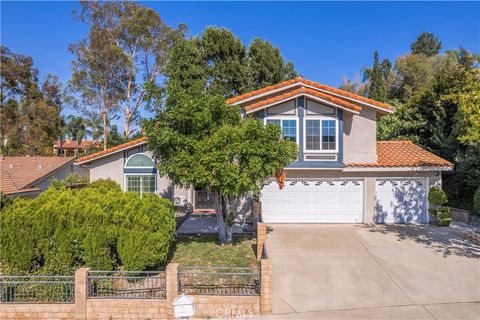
[124,168,157,174]
[297,97,305,162]
[288,161,345,169]
[338,109,344,164]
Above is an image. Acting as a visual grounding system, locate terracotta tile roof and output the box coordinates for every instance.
[53,140,97,149]
[75,137,147,164]
[242,87,362,113]
[347,141,454,168]
[227,77,394,113]
[0,156,75,195]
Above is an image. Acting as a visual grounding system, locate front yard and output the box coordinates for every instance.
[170,235,258,267]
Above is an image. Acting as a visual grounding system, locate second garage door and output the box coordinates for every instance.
[261,179,364,223]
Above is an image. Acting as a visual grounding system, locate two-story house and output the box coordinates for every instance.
[75,77,453,224]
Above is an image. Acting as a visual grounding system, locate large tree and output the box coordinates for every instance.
[411,32,442,57]
[74,1,184,138]
[0,46,63,155]
[144,83,297,243]
[166,27,297,98]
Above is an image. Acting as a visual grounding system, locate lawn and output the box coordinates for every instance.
[170,235,258,267]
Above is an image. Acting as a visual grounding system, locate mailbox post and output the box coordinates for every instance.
[172,294,195,319]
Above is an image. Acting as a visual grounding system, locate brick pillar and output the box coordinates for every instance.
[74,268,89,320]
[257,223,267,259]
[260,259,272,315]
[166,263,179,320]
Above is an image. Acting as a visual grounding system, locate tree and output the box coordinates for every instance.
[75,1,185,138]
[144,84,297,243]
[363,51,392,102]
[247,38,297,90]
[165,28,297,98]
[69,24,127,150]
[339,74,368,96]
[411,32,442,57]
[66,115,87,154]
[0,46,63,155]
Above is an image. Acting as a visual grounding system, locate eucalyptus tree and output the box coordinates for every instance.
[75,1,185,138]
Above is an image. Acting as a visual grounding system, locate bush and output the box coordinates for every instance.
[0,186,175,273]
[88,178,121,191]
[474,187,480,215]
[428,187,448,206]
[0,191,12,210]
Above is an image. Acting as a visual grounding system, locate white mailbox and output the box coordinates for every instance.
[172,294,195,319]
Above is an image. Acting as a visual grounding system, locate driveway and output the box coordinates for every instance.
[266,224,480,317]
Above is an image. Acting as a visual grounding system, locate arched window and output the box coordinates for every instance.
[124,153,156,197]
[125,153,155,168]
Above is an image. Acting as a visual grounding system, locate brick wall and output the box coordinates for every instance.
[0,261,272,319]
[257,222,268,259]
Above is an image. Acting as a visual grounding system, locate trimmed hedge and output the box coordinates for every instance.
[0,185,175,273]
[474,187,480,215]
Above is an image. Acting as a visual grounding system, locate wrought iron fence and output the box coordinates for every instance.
[178,266,260,296]
[0,276,75,303]
[87,270,166,299]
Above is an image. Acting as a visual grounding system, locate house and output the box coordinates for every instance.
[75,76,453,224]
[0,156,84,198]
[53,139,97,156]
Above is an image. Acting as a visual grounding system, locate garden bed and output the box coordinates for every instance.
[170,235,258,267]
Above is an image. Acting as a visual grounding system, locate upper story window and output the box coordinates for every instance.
[266,119,297,143]
[305,118,337,152]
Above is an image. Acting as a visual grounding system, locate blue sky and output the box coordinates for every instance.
[2,1,479,130]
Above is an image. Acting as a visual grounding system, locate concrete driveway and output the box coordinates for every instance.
[266,224,480,318]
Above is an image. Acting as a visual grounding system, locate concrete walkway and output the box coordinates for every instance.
[266,224,480,318]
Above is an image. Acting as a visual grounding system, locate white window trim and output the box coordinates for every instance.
[263,116,300,145]
[124,173,157,196]
[124,152,155,169]
[303,116,339,153]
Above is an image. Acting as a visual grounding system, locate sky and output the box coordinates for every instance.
[1,1,479,131]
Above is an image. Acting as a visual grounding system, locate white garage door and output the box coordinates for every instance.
[375,179,427,224]
[261,179,364,223]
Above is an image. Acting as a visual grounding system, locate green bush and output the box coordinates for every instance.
[474,187,480,215]
[428,187,448,206]
[0,186,175,273]
[88,179,122,191]
[0,191,12,210]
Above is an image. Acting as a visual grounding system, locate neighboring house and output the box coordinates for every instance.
[54,140,97,156]
[76,76,453,224]
[0,156,83,198]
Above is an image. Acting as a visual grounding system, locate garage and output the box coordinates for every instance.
[261,179,364,223]
[375,178,427,224]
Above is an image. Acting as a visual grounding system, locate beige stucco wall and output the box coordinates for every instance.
[343,107,377,163]
[83,146,193,206]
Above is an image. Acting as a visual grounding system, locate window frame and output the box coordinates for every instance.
[124,173,157,197]
[303,116,339,153]
[124,152,156,169]
[263,116,299,145]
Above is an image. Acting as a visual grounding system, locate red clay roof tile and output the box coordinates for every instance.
[75,137,147,164]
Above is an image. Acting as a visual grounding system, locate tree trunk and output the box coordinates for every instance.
[102,112,108,151]
[124,112,131,138]
[214,191,227,244]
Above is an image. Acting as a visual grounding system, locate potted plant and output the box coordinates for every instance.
[428,186,452,227]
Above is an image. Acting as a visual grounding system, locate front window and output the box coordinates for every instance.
[126,175,156,196]
[124,153,156,196]
[305,119,337,151]
[266,119,297,143]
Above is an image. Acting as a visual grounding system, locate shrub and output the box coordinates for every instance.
[0,191,12,210]
[474,187,480,215]
[428,187,448,206]
[88,179,121,191]
[428,187,451,227]
[0,186,175,273]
